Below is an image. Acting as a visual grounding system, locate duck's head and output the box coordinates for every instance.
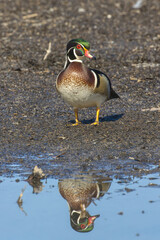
[70,210,100,233]
[66,38,96,62]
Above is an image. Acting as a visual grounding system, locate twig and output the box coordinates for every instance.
[43,42,52,60]
[17,185,27,216]
[133,0,145,9]
[17,185,26,204]
[23,13,38,20]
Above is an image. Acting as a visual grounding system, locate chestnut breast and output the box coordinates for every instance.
[56,62,95,89]
[58,179,98,211]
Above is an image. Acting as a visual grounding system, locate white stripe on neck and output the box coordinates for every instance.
[68,57,82,63]
[63,57,82,69]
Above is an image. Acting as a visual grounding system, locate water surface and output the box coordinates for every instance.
[0,172,160,240]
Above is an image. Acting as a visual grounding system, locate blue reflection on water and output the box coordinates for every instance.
[0,172,160,240]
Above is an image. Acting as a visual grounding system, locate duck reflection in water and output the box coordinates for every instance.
[58,175,111,232]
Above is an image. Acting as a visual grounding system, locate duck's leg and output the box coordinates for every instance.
[91,107,100,125]
[80,203,86,211]
[72,108,81,126]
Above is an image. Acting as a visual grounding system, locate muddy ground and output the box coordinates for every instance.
[0,0,160,179]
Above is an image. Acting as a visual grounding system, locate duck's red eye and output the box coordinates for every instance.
[77,44,81,49]
[81,224,85,229]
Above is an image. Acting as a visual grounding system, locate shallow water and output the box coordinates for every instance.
[0,172,160,240]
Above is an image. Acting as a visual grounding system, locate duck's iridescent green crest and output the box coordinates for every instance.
[67,38,90,51]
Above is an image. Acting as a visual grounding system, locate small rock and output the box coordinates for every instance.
[125,187,135,193]
[107,14,112,19]
[118,211,123,215]
[78,8,85,13]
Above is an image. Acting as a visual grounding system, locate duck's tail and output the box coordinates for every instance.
[110,88,120,99]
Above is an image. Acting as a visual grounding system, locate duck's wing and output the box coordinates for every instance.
[91,69,120,99]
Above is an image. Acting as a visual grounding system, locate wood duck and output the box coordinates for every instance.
[58,176,111,232]
[56,38,120,126]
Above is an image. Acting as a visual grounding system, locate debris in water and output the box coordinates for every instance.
[17,185,27,216]
[118,211,124,215]
[26,166,46,194]
[17,185,26,205]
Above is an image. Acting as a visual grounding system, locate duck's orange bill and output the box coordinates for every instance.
[84,50,95,59]
[88,215,100,226]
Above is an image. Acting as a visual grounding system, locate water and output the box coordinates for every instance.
[0,173,160,240]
